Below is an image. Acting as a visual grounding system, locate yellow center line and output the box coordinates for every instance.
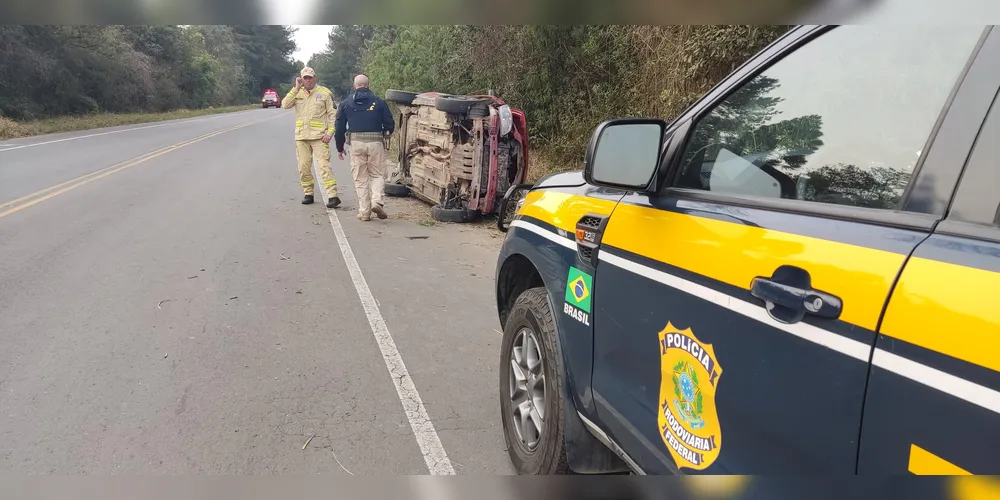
[0,115,279,219]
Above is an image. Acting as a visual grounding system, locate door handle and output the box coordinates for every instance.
[750,266,842,324]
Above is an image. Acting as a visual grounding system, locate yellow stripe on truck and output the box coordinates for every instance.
[880,257,1000,374]
[600,203,906,331]
[908,444,970,475]
[517,190,618,233]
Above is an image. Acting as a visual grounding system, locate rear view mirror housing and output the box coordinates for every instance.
[583,118,667,192]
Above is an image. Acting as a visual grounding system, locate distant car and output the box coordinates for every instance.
[382,90,530,223]
[261,89,280,108]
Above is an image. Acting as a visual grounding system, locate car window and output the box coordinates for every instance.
[673,26,983,210]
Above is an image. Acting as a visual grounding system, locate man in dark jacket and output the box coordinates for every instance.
[334,74,396,221]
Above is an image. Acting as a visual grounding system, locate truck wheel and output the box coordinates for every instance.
[385,89,419,105]
[431,205,481,223]
[384,183,410,197]
[434,95,490,115]
[499,287,571,475]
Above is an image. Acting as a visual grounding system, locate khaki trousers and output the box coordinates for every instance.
[295,139,337,197]
[349,140,386,216]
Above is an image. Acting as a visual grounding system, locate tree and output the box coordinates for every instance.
[798,164,910,209]
[0,25,301,119]
[231,25,298,95]
[309,25,375,97]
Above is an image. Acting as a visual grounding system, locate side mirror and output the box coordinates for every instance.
[583,118,667,192]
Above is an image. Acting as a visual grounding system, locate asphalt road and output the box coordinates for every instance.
[0,108,513,474]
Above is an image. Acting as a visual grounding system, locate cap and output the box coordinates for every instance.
[300,67,316,78]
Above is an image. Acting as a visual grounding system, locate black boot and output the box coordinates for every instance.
[302,195,314,205]
[326,196,341,209]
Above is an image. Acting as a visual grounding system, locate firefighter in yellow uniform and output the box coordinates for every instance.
[282,67,341,208]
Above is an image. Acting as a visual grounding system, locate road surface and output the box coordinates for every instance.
[0,109,514,474]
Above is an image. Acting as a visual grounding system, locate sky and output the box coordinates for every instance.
[291,25,335,64]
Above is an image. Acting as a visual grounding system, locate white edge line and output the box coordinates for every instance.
[315,173,455,475]
[0,110,254,153]
[511,220,1000,415]
[873,349,1000,414]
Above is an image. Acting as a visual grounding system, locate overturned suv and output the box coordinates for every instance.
[382,90,529,223]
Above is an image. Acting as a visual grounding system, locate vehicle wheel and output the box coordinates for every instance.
[469,101,491,118]
[435,95,491,115]
[385,89,419,105]
[500,287,570,475]
[384,183,410,197]
[431,204,481,223]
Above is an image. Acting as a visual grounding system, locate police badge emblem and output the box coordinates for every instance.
[658,322,723,470]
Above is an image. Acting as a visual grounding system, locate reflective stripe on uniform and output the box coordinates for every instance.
[310,121,325,127]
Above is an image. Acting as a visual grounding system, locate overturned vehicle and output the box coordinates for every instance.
[383,90,529,223]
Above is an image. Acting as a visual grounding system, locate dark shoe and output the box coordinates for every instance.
[302,195,314,205]
[371,203,388,220]
[326,196,341,209]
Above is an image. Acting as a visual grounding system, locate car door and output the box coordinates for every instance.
[587,25,989,474]
[859,36,1000,474]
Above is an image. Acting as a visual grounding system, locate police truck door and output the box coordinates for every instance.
[587,25,985,474]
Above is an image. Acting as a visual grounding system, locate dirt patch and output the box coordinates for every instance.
[382,194,506,249]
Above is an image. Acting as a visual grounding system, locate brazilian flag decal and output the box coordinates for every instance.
[565,266,593,313]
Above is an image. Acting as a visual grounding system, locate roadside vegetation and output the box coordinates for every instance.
[310,25,790,177]
[0,25,300,139]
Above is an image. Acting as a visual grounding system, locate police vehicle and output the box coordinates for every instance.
[494,25,1000,476]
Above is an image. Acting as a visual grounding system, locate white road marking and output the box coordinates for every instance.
[315,175,456,475]
[0,111,255,153]
[513,218,1000,416]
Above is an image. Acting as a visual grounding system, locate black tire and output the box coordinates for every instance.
[499,287,571,475]
[469,101,491,118]
[430,204,481,223]
[384,183,410,197]
[434,95,491,115]
[385,89,419,105]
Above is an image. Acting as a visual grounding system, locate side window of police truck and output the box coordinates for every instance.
[673,26,981,210]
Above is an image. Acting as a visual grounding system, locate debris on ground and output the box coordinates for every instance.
[406,236,429,240]
[302,434,314,450]
[157,299,171,309]
[229,296,238,300]
[187,275,198,279]
[279,253,290,260]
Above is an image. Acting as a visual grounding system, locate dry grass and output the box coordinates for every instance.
[527,148,577,182]
[0,105,258,141]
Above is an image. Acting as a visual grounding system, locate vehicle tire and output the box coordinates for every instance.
[434,95,491,115]
[430,204,481,223]
[469,101,491,118]
[384,183,410,197]
[385,89,419,105]
[499,287,571,475]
